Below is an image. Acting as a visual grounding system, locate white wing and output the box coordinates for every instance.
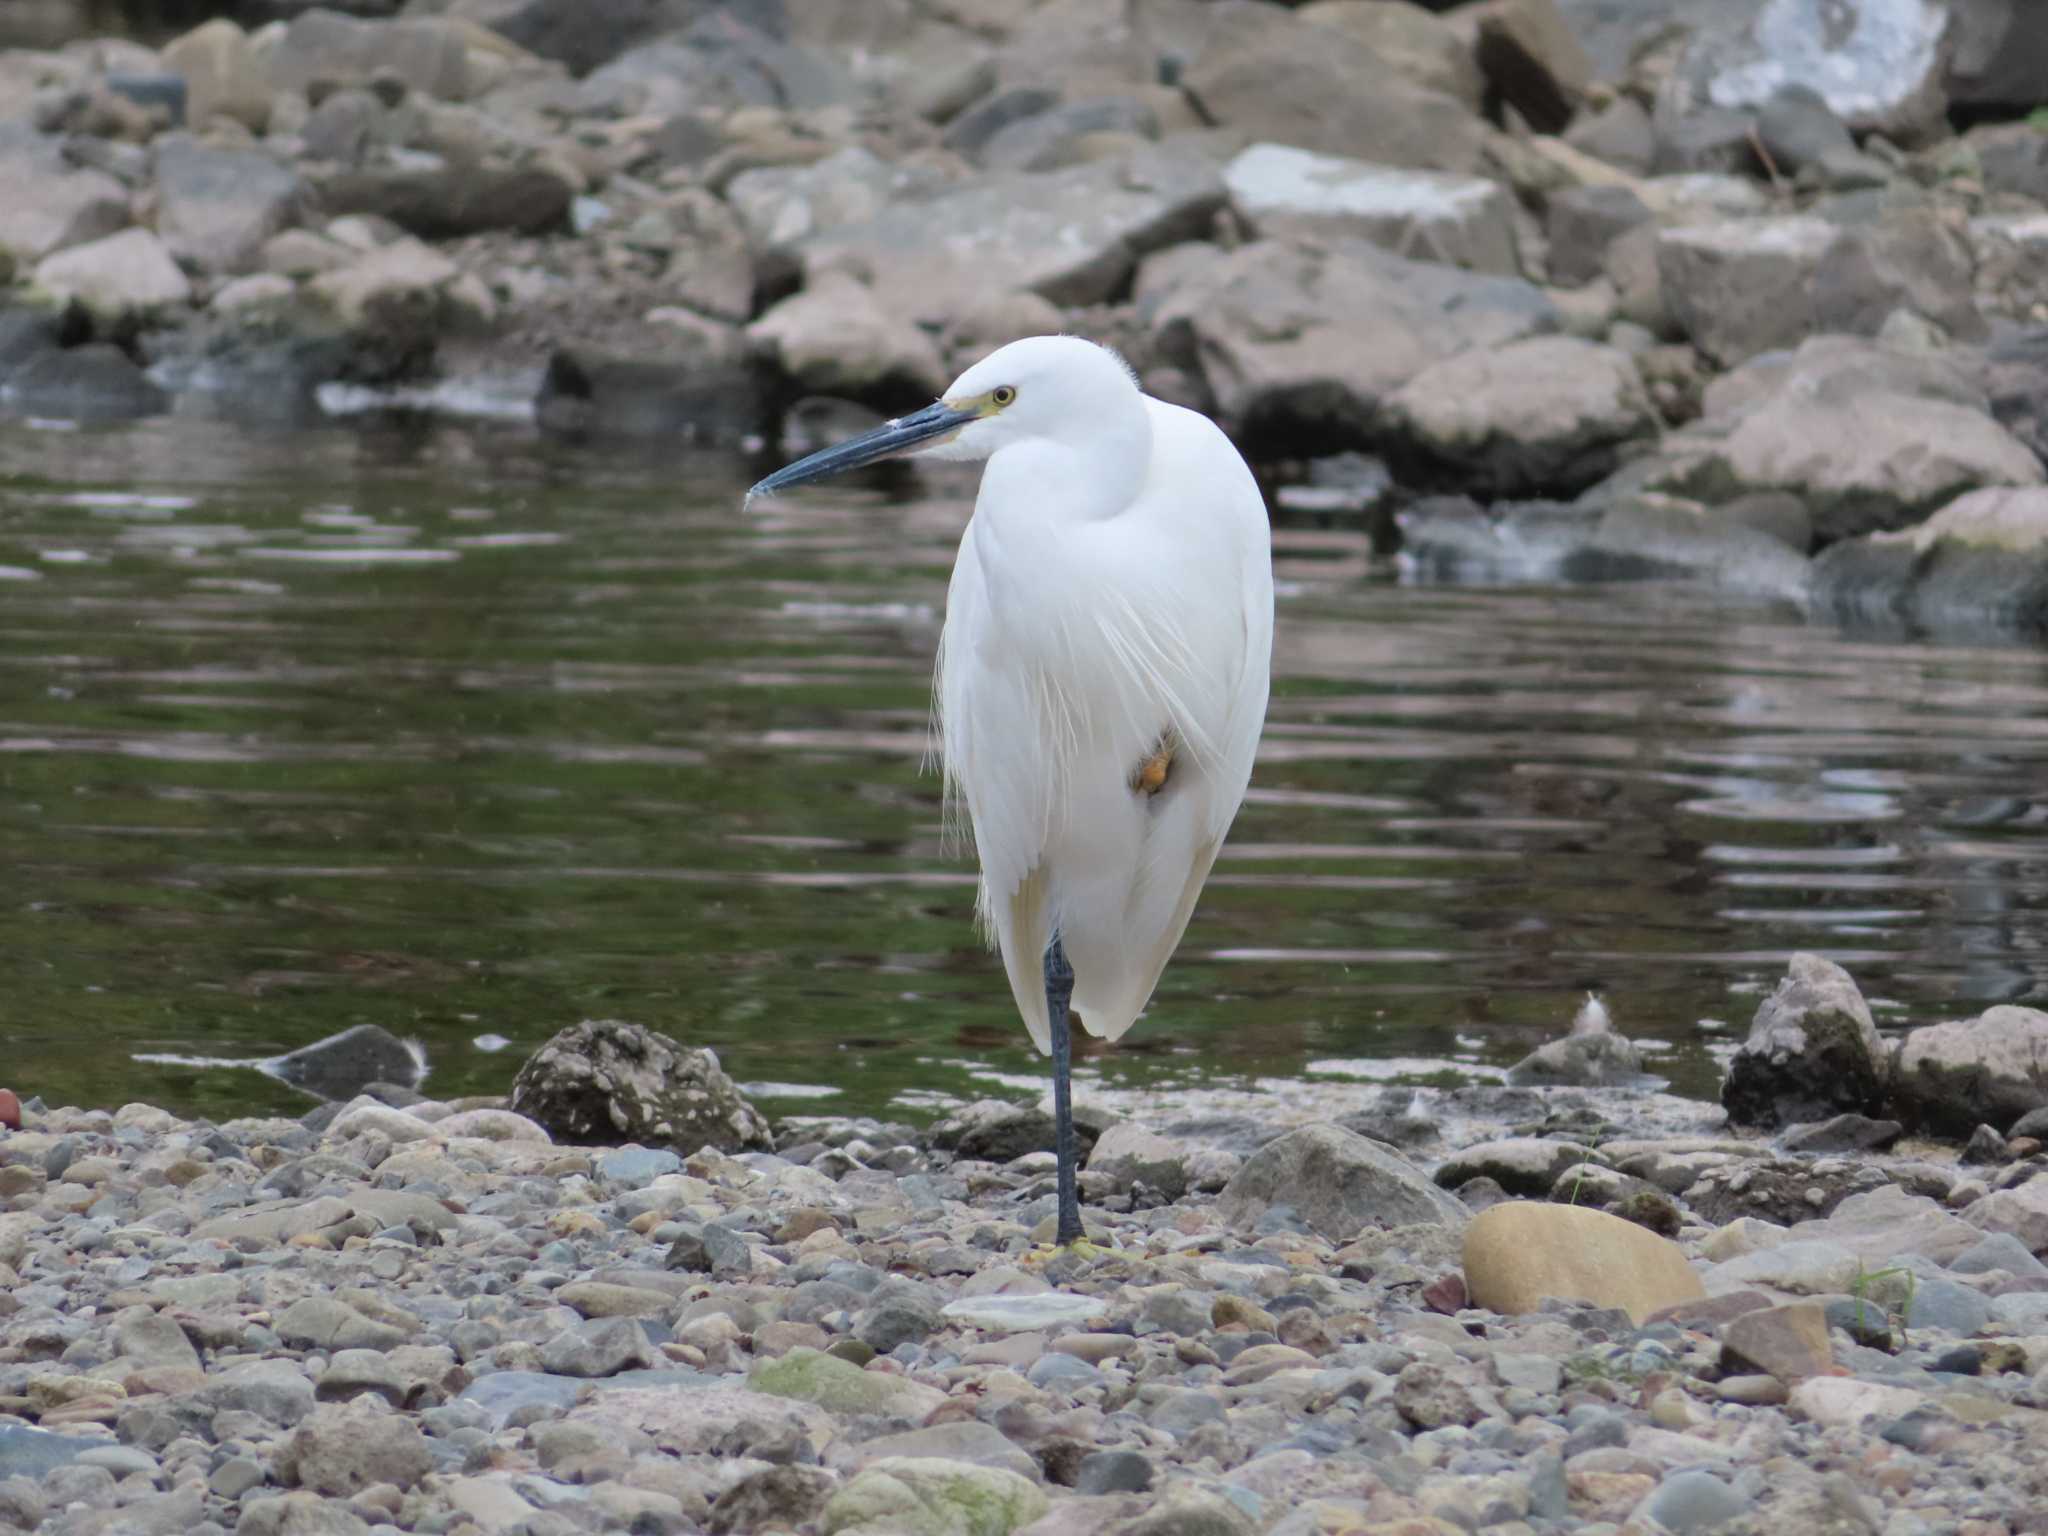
[935,398,1273,1051]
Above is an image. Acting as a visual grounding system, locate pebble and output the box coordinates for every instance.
[0,1054,2039,1536]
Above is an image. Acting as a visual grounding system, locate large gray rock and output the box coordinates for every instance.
[1660,0,1952,145]
[0,133,129,267]
[1380,335,1656,497]
[154,138,301,276]
[1223,142,1519,276]
[1722,953,1888,1128]
[1650,335,2044,541]
[798,140,1223,330]
[1151,237,1557,452]
[1655,216,1835,365]
[1891,1005,2048,1139]
[510,1018,772,1153]
[1180,3,1490,173]
[1297,1,1484,112]
[1216,1122,1470,1240]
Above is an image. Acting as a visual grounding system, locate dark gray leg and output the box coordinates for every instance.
[1044,935,1083,1245]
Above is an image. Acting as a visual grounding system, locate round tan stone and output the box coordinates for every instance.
[1462,1201,1705,1324]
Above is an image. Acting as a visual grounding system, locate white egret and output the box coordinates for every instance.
[749,336,1273,1244]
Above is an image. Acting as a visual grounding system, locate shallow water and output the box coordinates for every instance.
[2,413,2046,1123]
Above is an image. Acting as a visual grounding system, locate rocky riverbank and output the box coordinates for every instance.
[4,1,2048,632]
[4,956,2048,1535]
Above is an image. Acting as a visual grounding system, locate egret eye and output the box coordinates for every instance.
[991,386,1017,407]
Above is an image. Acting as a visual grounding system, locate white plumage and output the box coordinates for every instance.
[933,342,1277,1056]
[749,333,1271,1240]
[926,338,1273,1051]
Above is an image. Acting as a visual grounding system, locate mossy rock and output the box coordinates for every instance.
[747,1347,946,1419]
[821,1457,1049,1536]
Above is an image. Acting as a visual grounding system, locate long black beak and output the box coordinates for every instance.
[746,399,979,501]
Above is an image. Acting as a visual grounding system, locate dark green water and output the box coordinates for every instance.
[3,414,2047,1122]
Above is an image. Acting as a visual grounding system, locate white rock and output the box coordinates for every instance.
[940,1293,1111,1333]
[1224,142,1519,275]
[34,229,192,322]
[1787,1377,1926,1429]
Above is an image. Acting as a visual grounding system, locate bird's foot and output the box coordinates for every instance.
[1021,1236,1115,1268]
[1130,733,1175,796]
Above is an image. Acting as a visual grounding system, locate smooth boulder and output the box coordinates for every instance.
[1463,1201,1705,1323]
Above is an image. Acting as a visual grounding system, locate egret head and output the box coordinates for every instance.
[746,335,1141,500]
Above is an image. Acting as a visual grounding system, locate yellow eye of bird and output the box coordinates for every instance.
[991,386,1016,407]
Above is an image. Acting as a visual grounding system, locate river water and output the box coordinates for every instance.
[3,413,2046,1122]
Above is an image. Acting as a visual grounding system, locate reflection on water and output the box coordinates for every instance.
[2,415,2046,1121]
